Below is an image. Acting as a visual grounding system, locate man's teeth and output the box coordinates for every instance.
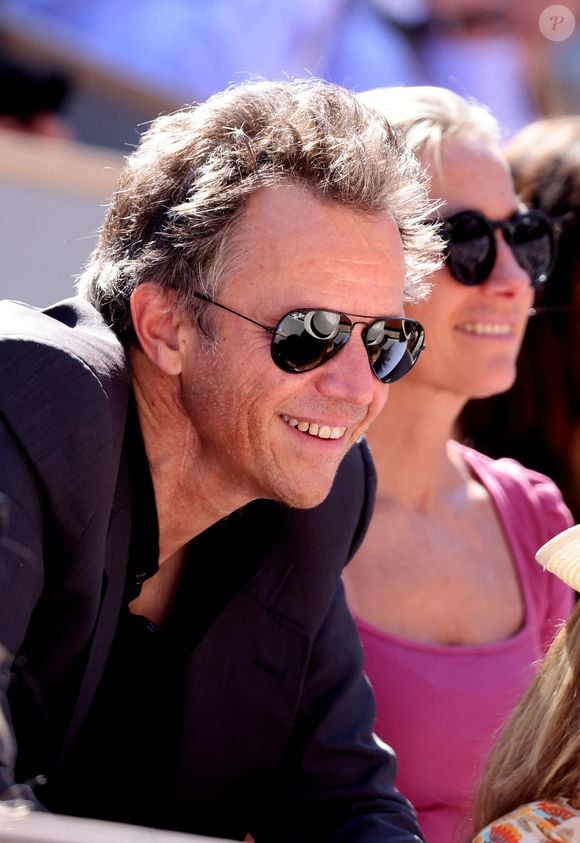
[458,322,514,336]
[282,416,346,440]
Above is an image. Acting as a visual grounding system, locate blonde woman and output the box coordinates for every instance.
[472,526,580,842]
[459,115,580,523]
[343,87,574,843]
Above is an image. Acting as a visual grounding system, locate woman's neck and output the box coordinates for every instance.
[366,381,468,510]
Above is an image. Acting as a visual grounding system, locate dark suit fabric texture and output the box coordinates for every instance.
[0,298,423,842]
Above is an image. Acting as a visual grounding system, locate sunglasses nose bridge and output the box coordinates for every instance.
[482,234,534,293]
[349,319,370,333]
[349,319,379,357]
[311,320,380,404]
[488,219,513,248]
[339,319,389,379]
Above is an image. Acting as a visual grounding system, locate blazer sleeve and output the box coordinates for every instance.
[250,579,424,843]
[0,302,129,808]
[0,420,46,806]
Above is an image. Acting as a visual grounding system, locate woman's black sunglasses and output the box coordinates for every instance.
[442,208,557,288]
[194,293,426,384]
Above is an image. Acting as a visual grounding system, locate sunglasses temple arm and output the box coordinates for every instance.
[529,305,573,315]
[193,291,273,333]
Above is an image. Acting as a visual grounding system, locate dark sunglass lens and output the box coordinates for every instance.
[510,213,554,287]
[366,319,425,383]
[446,212,495,285]
[270,310,348,373]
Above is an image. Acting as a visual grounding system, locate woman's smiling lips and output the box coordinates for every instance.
[282,414,347,440]
[455,320,516,337]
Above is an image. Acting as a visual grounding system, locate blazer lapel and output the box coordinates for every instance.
[59,449,133,760]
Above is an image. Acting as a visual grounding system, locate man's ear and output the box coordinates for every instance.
[130,283,186,375]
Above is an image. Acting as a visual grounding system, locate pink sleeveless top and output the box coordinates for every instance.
[353,444,574,843]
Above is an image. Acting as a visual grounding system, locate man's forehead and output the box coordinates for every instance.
[219,188,406,319]
[230,183,402,260]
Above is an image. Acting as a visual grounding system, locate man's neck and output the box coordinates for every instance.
[129,346,250,566]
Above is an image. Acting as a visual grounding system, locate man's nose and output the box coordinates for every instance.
[312,327,381,406]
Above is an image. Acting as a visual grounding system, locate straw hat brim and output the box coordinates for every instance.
[536,524,580,592]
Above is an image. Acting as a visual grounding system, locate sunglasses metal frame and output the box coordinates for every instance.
[441,208,556,288]
[193,292,425,384]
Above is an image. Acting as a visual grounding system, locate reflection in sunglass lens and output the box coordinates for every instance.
[368,320,424,384]
[304,309,341,340]
[272,311,349,372]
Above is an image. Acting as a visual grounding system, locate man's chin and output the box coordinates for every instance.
[275,472,341,511]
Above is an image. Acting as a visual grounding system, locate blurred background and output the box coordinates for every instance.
[1,0,579,304]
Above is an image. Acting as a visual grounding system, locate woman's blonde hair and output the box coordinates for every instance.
[357,85,501,165]
[473,602,580,831]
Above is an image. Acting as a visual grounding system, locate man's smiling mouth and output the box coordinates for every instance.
[282,415,347,440]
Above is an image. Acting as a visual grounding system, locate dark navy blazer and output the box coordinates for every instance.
[0,298,423,842]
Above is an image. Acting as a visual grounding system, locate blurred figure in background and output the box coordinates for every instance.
[0,54,72,138]
[0,0,426,104]
[420,0,538,134]
[343,85,574,843]
[509,0,580,120]
[5,0,576,143]
[459,116,580,523]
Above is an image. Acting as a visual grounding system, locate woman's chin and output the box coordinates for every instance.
[470,375,518,401]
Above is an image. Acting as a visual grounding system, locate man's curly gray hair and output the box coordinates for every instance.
[78,78,443,340]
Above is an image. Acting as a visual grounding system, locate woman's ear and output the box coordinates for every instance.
[130,283,185,375]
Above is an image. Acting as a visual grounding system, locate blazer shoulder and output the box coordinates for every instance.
[0,298,130,535]
[0,297,128,383]
[0,297,129,414]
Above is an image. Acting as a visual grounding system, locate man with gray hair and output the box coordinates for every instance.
[0,78,440,841]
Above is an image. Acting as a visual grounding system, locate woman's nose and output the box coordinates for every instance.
[482,235,534,297]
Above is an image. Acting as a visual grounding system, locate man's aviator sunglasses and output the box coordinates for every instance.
[193,293,426,384]
[442,208,557,288]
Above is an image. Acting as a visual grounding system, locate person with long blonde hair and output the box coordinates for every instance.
[472,525,580,841]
